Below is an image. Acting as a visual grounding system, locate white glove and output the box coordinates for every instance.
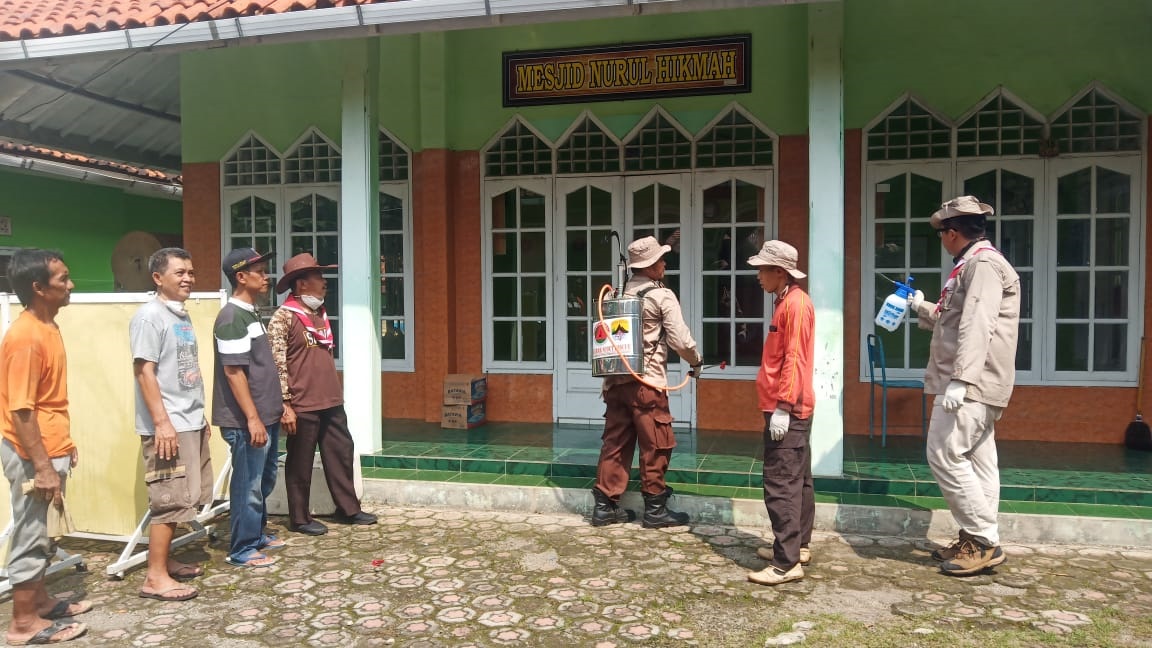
[908,289,925,310]
[941,380,968,413]
[769,408,791,441]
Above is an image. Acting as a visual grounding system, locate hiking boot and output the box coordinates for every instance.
[590,487,635,527]
[641,488,690,528]
[756,546,811,565]
[931,529,972,562]
[939,538,1006,576]
[747,563,804,586]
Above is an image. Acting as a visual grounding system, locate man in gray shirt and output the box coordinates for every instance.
[129,248,211,601]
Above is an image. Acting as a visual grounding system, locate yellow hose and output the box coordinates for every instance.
[596,283,693,393]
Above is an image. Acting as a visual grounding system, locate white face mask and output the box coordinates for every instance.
[300,295,325,310]
[161,298,185,315]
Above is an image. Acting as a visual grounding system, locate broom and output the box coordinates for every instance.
[1125,337,1152,450]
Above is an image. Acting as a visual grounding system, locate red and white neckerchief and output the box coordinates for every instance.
[936,244,1003,313]
[281,295,334,348]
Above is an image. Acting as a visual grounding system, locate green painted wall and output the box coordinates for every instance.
[844,0,1152,128]
[0,168,182,292]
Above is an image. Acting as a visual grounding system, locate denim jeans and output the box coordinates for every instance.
[221,424,280,562]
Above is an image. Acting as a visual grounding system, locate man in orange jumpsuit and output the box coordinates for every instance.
[745,240,816,586]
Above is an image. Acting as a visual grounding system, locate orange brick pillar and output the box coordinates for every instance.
[181,162,222,290]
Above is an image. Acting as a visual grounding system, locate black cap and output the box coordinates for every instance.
[222,248,274,277]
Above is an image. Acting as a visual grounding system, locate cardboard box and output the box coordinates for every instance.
[443,374,487,404]
[441,401,486,429]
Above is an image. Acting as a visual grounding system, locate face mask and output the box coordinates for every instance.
[301,295,325,310]
[161,298,185,315]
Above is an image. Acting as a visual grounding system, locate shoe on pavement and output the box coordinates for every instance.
[334,512,378,525]
[291,520,329,536]
[756,546,811,565]
[931,529,972,562]
[939,538,1006,576]
[748,563,804,586]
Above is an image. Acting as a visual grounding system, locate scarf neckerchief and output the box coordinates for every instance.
[282,295,334,348]
[936,241,1003,313]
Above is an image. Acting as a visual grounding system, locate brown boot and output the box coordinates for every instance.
[931,529,972,562]
[939,537,1006,576]
[590,488,635,527]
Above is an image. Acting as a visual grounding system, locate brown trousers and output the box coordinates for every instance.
[762,413,815,570]
[284,404,361,527]
[594,383,676,498]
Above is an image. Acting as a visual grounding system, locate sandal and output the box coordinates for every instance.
[7,620,87,645]
[225,552,278,568]
[42,599,92,620]
[138,585,198,602]
[168,564,204,581]
[259,534,286,551]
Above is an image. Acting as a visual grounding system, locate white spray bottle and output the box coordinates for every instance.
[874,276,915,332]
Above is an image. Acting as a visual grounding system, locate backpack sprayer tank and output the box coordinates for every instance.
[591,232,646,377]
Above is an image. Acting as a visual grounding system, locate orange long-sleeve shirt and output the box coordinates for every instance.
[756,285,815,418]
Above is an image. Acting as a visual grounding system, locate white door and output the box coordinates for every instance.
[624,174,694,425]
[554,177,623,422]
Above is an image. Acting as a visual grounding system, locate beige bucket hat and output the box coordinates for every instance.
[747,240,806,279]
[930,195,994,228]
[627,236,672,269]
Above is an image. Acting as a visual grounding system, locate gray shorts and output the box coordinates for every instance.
[2,440,71,586]
[141,428,213,525]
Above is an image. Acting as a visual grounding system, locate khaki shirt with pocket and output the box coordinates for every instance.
[603,276,703,394]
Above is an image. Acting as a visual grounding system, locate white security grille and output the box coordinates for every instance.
[1051,89,1142,154]
[485,120,553,177]
[223,135,280,186]
[624,112,692,172]
[284,131,341,184]
[379,130,410,182]
[957,93,1044,157]
[696,109,773,168]
[557,118,621,174]
[867,98,951,161]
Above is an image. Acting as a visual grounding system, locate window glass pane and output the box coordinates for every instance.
[1095,218,1129,266]
[701,322,727,366]
[1094,270,1128,319]
[492,232,517,273]
[291,195,313,232]
[908,222,939,268]
[492,277,517,316]
[1056,220,1090,266]
[381,234,404,274]
[999,220,1033,267]
[590,228,612,272]
[735,181,762,223]
[1018,272,1033,319]
[521,232,547,273]
[702,276,729,318]
[379,193,403,231]
[735,274,764,319]
[381,276,404,317]
[633,186,654,226]
[1000,171,1034,216]
[522,321,547,362]
[1015,323,1032,371]
[702,182,732,225]
[736,226,763,264]
[658,226,681,273]
[735,322,763,367]
[325,278,339,319]
[568,320,589,362]
[566,230,588,272]
[566,189,587,227]
[493,321,516,360]
[963,171,996,207]
[521,190,546,228]
[291,235,313,257]
[315,195,338,231]
[875,175,906,220]
[566,277,587,316]
[910,174,943,219]
[875,223,905,268]
[875,328,902,369]
[910,326,932,368]
[1094,323,1127,371]
[702,229,730,270]
[1056,272,1090,318]
[1055,324,1089,371]
[1097,167,1131,213]
[230,198,253,232]
[382,319,405,360]
[590,187,612,227]
[1057,168,1091,214]
[495,191,517,229]
[521,276,547,317]
[316,235,338,266]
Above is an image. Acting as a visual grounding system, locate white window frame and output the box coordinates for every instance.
[379,179,414,372]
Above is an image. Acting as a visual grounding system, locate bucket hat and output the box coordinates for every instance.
[747,240,806,279]
[276,252,337,294]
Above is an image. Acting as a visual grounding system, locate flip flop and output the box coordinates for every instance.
[168,564,204,581]
[259,534,286,551]
[42,599,93,620]
[7,620,87,645]
[225,552,278,568]
[138,585,198,602]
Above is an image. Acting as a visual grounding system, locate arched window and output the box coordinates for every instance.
[1050,86,1143,154]
[284,129,341,184]
[484,118,553,177]
[223,134,280,186]
[956,90,1045,158]
[624,109,692,172]
[866,96,952,161]
[696,107,774,168]
[556,115,621,174]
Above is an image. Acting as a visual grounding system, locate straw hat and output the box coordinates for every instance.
[747,240,806,279]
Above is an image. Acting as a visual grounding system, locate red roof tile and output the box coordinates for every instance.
[0,1,385,41]
[0,141,182,185]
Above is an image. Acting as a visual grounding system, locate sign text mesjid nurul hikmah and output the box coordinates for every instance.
[503,35,750,107]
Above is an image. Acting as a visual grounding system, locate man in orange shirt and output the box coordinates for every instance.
[0,249,89,645]
[745,241,816,587]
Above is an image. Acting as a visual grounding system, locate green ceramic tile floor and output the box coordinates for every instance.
[361,420,1152,519]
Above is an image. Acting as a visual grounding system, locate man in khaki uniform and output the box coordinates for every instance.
[591,236,702,529]
[908,196,1020,576]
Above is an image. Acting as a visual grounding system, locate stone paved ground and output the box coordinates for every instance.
[3,504,1152,647]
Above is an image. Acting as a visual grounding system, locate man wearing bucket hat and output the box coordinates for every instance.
[907,196,1020,576]
[744,240,816,586]
[268,253,377,536]
[592,236,703,529]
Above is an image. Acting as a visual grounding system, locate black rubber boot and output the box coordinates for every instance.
[590,487,635,526]
[642,488,690,528]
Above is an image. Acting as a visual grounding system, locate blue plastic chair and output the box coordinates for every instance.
[866,333,927,447]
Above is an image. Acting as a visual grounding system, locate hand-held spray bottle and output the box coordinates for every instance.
[874,276,915,332]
